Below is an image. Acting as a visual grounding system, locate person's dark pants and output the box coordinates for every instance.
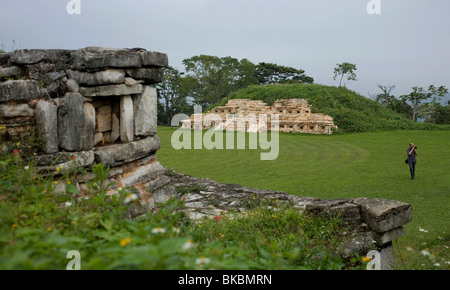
[408,161,416,179]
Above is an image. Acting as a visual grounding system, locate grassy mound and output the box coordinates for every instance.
[217,84,450,133]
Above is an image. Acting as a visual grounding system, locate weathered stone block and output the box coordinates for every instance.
[58,93,85,151]
[94,136,161,167]
[46,71,67,82]
[0,53,10,67]
[120,95,134,142]
[10,49,46,64]
[67,79,79,92]
[111,113,120,143]
[125,68,164,84]
[339,232,377,260]
[327,203,362,224]
[67,69,125,86]
[35,101,58,154]
[353,198,413,232]
[103,132,112,143]
[379,242,396,270]
[37,151,95,174]
[138,51,169,67]
[96,105,112,132]
[124,77,139,86]
[71,47,142,70]
[94,132,103,146]
[144,176,171,193]
[376,226,405,245]
[0,66,21,79]
[79,84,142,97]
[145,185,177,210]
[0,80,40,102]
[82,102,96,150]
[133,86,157,137]
[0,103,35,118]
[120,161,166,188]
[42,50,73,67]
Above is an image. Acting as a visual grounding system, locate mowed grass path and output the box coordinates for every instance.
[157,127,450,269]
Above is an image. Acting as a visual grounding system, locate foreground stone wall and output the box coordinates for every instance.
[169,172,412,270]
[0,47,175,207]
[183,99,337,134]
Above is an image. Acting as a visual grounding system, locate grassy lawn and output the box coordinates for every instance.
[157,126,450,269]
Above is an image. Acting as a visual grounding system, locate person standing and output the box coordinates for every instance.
[407,143,418,180]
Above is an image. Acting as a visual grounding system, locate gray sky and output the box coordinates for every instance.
[1,0,449,101]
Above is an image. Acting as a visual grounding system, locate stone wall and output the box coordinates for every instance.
[182,98,337,134]
[169,172,413,270]
[0,47,175,207]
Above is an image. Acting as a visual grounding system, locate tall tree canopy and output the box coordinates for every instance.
[401,85,448,121]
[156,66,193,126]
[256,62,314,85]
[157,54,314,118]
[181,55,258,108]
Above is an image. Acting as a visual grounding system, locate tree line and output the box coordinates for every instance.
[371,84,449,124]
[156,55,314,126]
[157,56,449,126]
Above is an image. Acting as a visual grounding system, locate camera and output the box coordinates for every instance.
[414,146,418,149]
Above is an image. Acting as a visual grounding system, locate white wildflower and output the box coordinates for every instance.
[124,193,138,204]
[182,240,195,250]
[24,166,30,171]
[64,201,73,208]
[421,249,431,257]
[195,256,211,265]
[151,227,167,234]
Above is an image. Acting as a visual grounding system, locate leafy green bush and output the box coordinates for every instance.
[0,150,365,270]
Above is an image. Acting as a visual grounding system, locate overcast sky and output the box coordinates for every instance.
[1,0,449,101]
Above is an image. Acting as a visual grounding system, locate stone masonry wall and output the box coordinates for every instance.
[0,47,175,208]
[183,98,337,134]
[169,172,413,270]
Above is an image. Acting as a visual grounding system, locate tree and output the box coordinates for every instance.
[401,85,448,121]
[156,67,193,126]
[425,100,450,125]
[182,55,258,108]
[180,55,314,108]
[256,62,314,85]
[371,84,396,106]
[333,62,357,87]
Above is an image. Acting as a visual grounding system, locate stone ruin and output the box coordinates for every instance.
[171,172,412,270]
[182,98,337,134]
[0,47,412,269]
[0,47,175,208]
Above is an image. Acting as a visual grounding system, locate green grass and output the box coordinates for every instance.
[157,126,450,269]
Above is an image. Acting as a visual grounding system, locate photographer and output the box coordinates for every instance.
[407,143,418,180]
